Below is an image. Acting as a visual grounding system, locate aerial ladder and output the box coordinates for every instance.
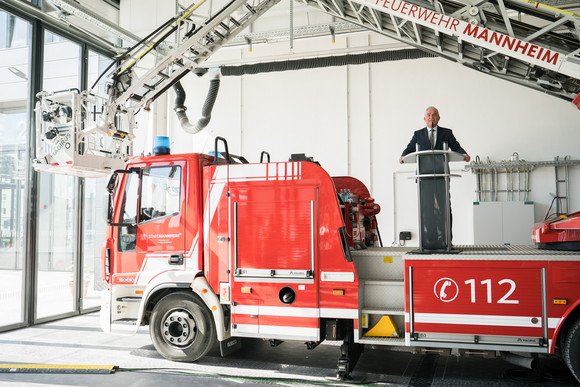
[303,0,580,101]
[35,0,580,177]
[34,0,281,177]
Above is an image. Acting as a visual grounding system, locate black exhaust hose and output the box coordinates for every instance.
[173,74,221,134]
[173,48,430,133]
[174,81,187,110]
[220,48,435,76]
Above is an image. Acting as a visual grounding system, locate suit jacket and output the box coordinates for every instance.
[401,126,467,157]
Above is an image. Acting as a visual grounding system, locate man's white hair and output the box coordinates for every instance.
[425,106,439,115]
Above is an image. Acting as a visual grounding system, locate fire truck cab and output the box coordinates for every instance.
[101,141,367,374]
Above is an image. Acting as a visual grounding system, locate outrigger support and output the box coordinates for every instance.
[336,331,364,380]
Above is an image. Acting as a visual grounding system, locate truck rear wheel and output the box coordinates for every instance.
[150,291,216,362]
[563,318,580,382]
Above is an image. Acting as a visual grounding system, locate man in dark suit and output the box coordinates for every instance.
[399,106,470,163]
[398,106,470,249]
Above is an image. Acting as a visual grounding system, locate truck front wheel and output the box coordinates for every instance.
[150,291,216,362]
[564,318,580,382]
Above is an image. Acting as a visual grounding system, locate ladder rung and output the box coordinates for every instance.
[230,17,240,27]
[129,94,143,102]
[151,78,165,88]
[219,22,230,31]
[214,30,225,39]
[143,84,155,91]
[157,72,170,79]
[245,4,256,13]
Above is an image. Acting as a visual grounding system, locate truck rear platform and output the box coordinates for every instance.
[353,245,580,358]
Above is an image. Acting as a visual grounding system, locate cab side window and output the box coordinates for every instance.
[139,166,181,223]
[118,171,139,252]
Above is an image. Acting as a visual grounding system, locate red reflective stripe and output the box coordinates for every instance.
[413,323,542,337]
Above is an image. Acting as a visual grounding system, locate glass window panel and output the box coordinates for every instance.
[0,9,30,328]
[121,172,139,224]
[82,177,107,309]
[82,51,113,310]
[87,50,112,95]
[36,31,80,320]
[42,32,80,92]
[0,13,28,49]
[118,172,139,252]
[140,166,181,222]
[36,174,76,319]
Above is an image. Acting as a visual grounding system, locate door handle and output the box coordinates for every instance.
[168,254,183,265]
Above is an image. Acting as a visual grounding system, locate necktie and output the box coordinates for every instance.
[429,129,434,149]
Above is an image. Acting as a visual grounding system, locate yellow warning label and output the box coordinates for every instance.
[383,256,393,263]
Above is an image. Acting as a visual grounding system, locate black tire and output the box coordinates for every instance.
[563,318,580,383]
[150,291,216,362]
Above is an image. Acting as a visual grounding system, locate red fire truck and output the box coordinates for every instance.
[28,0,580,380]
[100,138,580,381]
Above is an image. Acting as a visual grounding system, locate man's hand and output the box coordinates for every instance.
[463,154,471,162]
[399,157,404,164]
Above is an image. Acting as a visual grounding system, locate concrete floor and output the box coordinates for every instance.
[0,313,578,386]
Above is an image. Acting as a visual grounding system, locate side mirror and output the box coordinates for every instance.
[104,191,113,224]
[106,173,118,193]
[104,172,119,224]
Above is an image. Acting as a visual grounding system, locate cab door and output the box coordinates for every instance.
[114,163,186,286]
[135,164,186,285]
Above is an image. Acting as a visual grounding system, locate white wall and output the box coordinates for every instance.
[123,0,580,247]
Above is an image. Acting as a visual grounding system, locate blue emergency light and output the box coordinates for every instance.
[153,136,170,156]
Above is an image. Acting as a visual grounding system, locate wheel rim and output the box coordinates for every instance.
[160,308,197,348]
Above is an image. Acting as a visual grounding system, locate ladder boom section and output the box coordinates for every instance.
[34,0,281,177]
[303,0,580,101]
[109,0,281,114]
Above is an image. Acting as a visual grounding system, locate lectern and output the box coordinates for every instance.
[402,143,464,253]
